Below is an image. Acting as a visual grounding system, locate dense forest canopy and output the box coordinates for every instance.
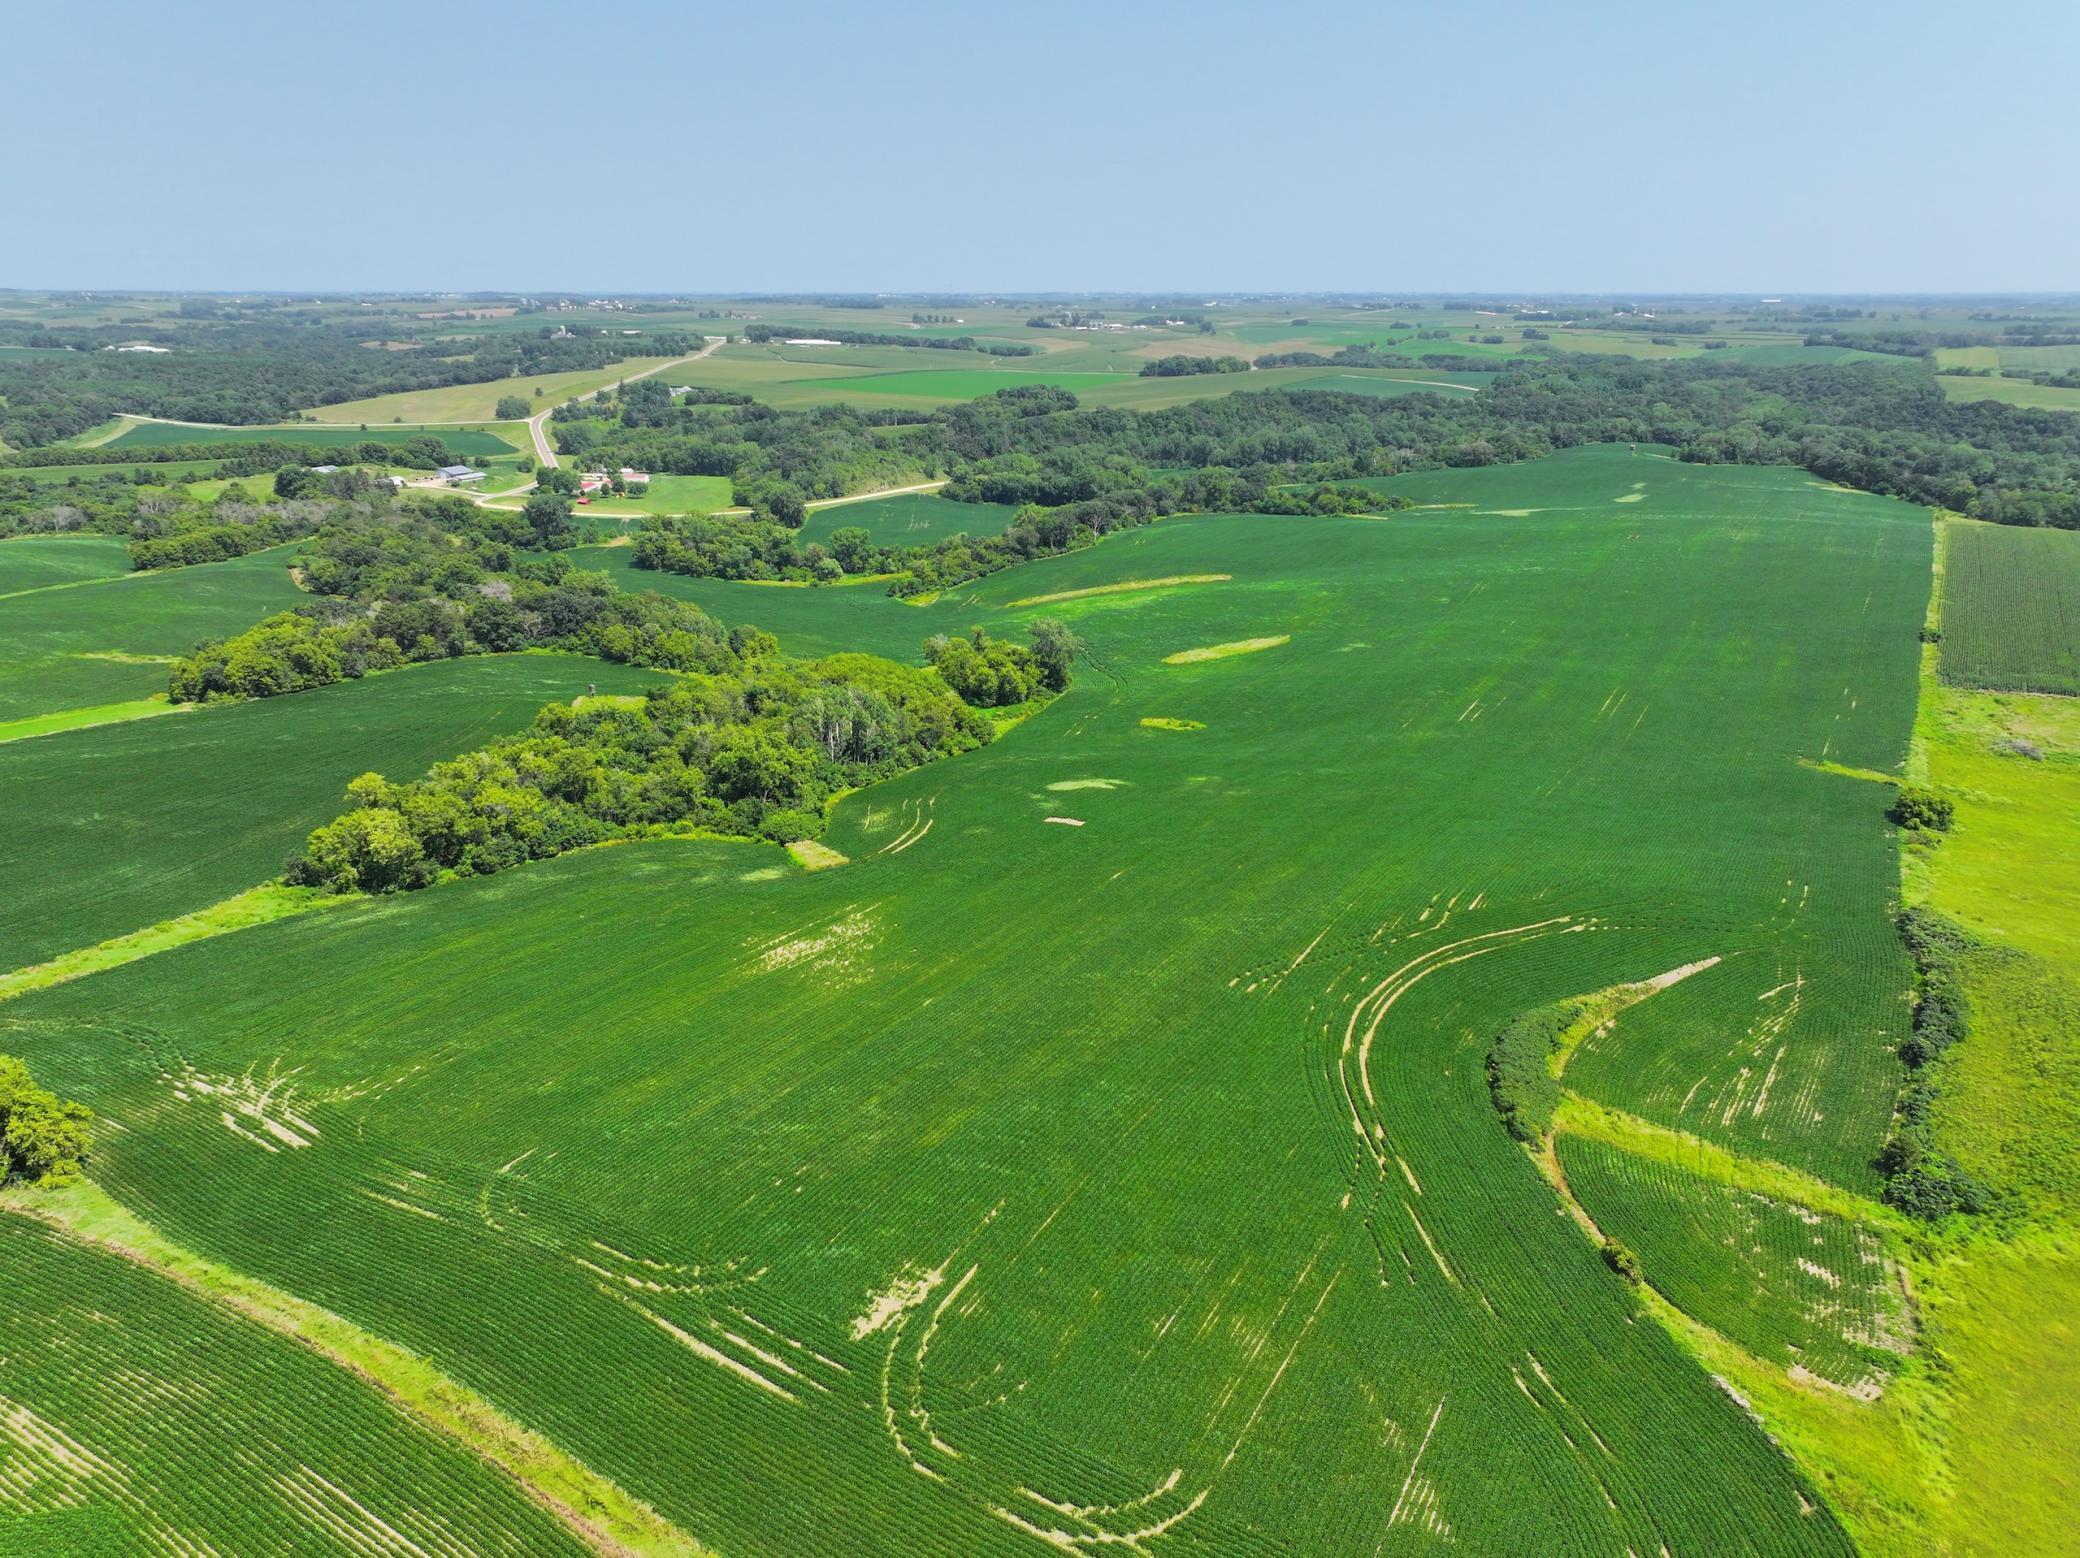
[0,317,699,443]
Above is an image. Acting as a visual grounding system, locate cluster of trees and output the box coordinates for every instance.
[0,1056,92,1188]
[170,585,742,703]
[285,647,1003,894]
[1139,356,1250,377]
[923,623,1076,706]
[166,505,742,702]
[0,316,695,445]
[1878,910,1994,1219]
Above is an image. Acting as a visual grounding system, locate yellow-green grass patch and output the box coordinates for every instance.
[0,697,189,745]
[786,839,850,871]
[1161,634,1290,665]
[1010,573,1230,608]
[1139,716,1205,730]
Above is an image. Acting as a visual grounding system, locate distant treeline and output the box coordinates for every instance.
[740,324,1036,358]
[0,318,700,445]
[1139,356,1249,377]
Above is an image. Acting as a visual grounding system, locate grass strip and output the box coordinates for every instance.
[1011,574,1231,607]
[0,698,189,745]
[1554,1092,1908,1234]
[0,884,339,1002]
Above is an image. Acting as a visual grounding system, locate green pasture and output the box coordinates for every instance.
[0,653,669,972]
[2,448,1932,1554]
[1938,519,2080,695]
[0,1216,586,1555]
[0,546,304,722]
[0,534,132,595]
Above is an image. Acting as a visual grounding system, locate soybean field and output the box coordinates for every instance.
[0,545,305,722]
[3,449,1929,1554]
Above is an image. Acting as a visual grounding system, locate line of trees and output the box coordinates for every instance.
[740,324,1036,357]
[1139,355,1250,377]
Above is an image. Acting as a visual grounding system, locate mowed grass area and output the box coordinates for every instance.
[0,545,305,722]
[0,1215,589,1555]
[1938,519,2080,693]
[0,653,670,972]
[304,358,688,423]
[104,420,523,456]
[0,534,132,595]
[798,490,1016,547]
[5,449,1928,1554]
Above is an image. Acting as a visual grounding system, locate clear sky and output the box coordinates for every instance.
[7,0,2073,295]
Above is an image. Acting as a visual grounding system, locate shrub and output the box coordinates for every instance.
[1485,1001,1582,1141]
[1600,1238,1642,1284]
[0,1056,93,1187]
[1890,785,1955,832]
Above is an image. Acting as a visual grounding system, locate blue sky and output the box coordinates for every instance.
[6,0,2073,294]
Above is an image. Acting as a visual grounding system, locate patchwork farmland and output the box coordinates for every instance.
[4,450,1951,1552]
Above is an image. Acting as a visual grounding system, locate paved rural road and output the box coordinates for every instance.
[524,335,726,470]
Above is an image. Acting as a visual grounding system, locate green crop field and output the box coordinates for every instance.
[0,1215,587,1555]
[799,490,1017,547]
[1936,374,2080,413]
[0,534,132,595]
[1938,519,2080,694]
[0,546,305,722]
[104,420,523,455]
[1557,1134,1907,1390]
[0,653,670,970]
[3,448,1931,1554]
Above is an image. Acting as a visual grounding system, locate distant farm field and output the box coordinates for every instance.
[0,653,670,969]
[791,368,1136,400]
[6,449,1926,1555]
[1939,519,2080,694]
[1936,374,2080,413]
[103,420,522,456]
[1281,370,1488,397]
[0,546,304,722]
[18,457,229,487]
[303,358,687,423]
